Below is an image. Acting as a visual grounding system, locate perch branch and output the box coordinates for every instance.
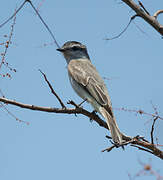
[0,97,108,129]
[0,96,162,159]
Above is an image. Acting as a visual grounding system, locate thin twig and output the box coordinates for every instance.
[101,145,116,152]
[0,102,29,125]
[0,9,17,70]
[131,144,154,154]
[27,0,60,48]
[0,89,27,124]
[39,69,66,109]
[0,0,27,28]
[105,15,137,40]
[102,136,141,152]
[114,107,163,120]
[151,117,158,144]
[0,0,60,48]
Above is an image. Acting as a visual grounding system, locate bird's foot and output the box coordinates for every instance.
[133,135,149,143]
[90,110,97,122]
[110,140,125,150]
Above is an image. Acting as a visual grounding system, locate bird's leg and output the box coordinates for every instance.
[90,110,97,122]
[78,98,87,107]
[134,135,149,142]
[110,140,124,149]
[91,110,97,115]
[67,99,87,108]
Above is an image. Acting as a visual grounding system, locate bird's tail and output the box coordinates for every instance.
[99,107,129,145]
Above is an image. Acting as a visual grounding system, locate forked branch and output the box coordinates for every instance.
[122,0,163,36]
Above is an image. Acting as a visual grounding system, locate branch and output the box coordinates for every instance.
[122,0,163,36]
[150,117,158,145]
[0,96,163,159]
[131,140,163,160]
[26,0,60,48]
[0,97,108,129]
[103,136,163,160]
[105,15,137,40]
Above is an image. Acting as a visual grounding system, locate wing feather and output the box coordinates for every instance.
[68,59,111,107]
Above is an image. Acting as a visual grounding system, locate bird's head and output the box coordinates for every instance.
[57,41,90,63]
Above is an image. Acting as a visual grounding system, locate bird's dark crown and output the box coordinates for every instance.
[61,41,86,50]
[57,41,90,61]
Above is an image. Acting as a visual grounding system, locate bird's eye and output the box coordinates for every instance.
[72,46,79,51]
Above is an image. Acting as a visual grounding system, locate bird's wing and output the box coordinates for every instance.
[68,59,112,108]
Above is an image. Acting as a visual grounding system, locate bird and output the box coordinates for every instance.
[57,41,130,146]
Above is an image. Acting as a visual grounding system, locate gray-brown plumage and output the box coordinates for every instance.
[57,41,129,145]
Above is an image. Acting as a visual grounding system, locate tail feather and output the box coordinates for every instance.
[99,107,125,144]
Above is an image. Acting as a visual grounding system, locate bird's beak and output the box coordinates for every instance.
[56,48,65,52]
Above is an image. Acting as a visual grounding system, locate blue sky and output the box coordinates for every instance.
[0,0,163,179]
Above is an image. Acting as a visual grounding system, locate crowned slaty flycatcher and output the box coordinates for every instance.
[57,41,129,145]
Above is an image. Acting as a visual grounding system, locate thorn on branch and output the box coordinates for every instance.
[138,1,150,15]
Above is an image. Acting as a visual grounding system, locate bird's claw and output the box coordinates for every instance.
[90,110,97,122]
